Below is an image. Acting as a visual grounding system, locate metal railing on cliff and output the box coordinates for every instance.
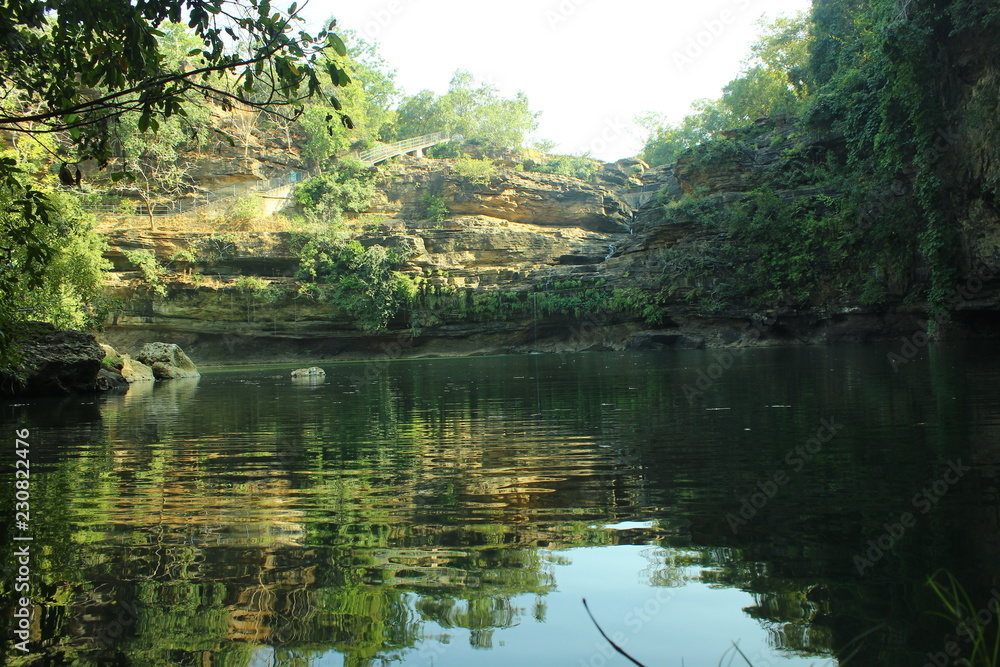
[357,131,453,166]
[84,131,453,217]
[83,169,312,217]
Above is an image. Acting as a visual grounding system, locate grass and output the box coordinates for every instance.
[927,570,1000,667]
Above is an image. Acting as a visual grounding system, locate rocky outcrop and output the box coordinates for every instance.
[100,343,156,384]
[373,158,630,233]
[120,357,156,383]
[93,134,1000,362]
[134,343,201,379]
[0,323,121,397]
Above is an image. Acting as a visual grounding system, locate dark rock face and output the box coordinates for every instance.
[626,331,706,351]
[0,323,108,397]
[95,368,130,392]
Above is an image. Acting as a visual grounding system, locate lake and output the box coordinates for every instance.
[2,344,999,666]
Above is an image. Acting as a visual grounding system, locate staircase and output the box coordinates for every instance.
[85,132,454,218]
[357,131,453,166]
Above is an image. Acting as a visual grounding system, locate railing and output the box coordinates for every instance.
[86,129,455,218]
[84,169,311,217]
[358,131,452,166]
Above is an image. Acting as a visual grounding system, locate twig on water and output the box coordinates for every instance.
[582,597,648,667]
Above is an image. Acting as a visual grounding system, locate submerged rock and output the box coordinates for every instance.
[134,342,201,379]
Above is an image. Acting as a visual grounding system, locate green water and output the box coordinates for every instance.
[2,345,999,666]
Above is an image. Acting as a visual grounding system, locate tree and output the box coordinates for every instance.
[395,71,539,153]
[296,28,400,167]
[637,13,813,166]
[293,157,377,223]
[722,13,813,123]
[0,0,351,162]
[0,0,353,368]
[637,99,732,167]
[0,168,111,364]
[107,110,206,229]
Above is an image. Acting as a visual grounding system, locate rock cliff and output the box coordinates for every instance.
[96,127,1000,363]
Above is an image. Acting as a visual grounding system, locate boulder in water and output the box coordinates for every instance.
[134,342,201,379]
[291,367,325,378]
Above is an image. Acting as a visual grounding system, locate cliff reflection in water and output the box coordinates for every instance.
[2,347,998,666]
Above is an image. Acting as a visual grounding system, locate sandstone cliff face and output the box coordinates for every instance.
[96,120,1000,363]
[98,158,644,360]
[372,158,630,233]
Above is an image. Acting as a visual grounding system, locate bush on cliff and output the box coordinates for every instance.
[294,157,377,223]
[292,231,415,332]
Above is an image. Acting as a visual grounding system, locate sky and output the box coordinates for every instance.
[299,0,814,161]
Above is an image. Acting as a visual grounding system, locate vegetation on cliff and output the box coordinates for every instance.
[641,1,1000,319]
[0,0,354,370]
[3,0,1000,370]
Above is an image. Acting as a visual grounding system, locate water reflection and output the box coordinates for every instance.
[1,346,998,665]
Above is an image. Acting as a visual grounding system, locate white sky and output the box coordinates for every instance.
[299,0,813,161]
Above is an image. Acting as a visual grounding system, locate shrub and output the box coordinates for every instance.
[293,230,414,332]
[452,156,496,185]
[123,249,167,298]
[420,190,449,223]
[222,194,262,228]
[526,155,599,181]
[294,157,376,222]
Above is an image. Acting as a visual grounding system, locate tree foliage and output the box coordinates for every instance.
[0,0,353,368]
[395,71,539,153]
[293,231,414,332]
[294,157,377,222]
[298,29,399,167]
[0,163,111,354]
[648,0,1000,316]
[639,13,812,167]
[0,0,351,160]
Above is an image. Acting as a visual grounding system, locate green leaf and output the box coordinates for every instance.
[327,33,348,57]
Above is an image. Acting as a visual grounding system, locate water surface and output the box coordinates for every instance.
[2,345,999,665]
